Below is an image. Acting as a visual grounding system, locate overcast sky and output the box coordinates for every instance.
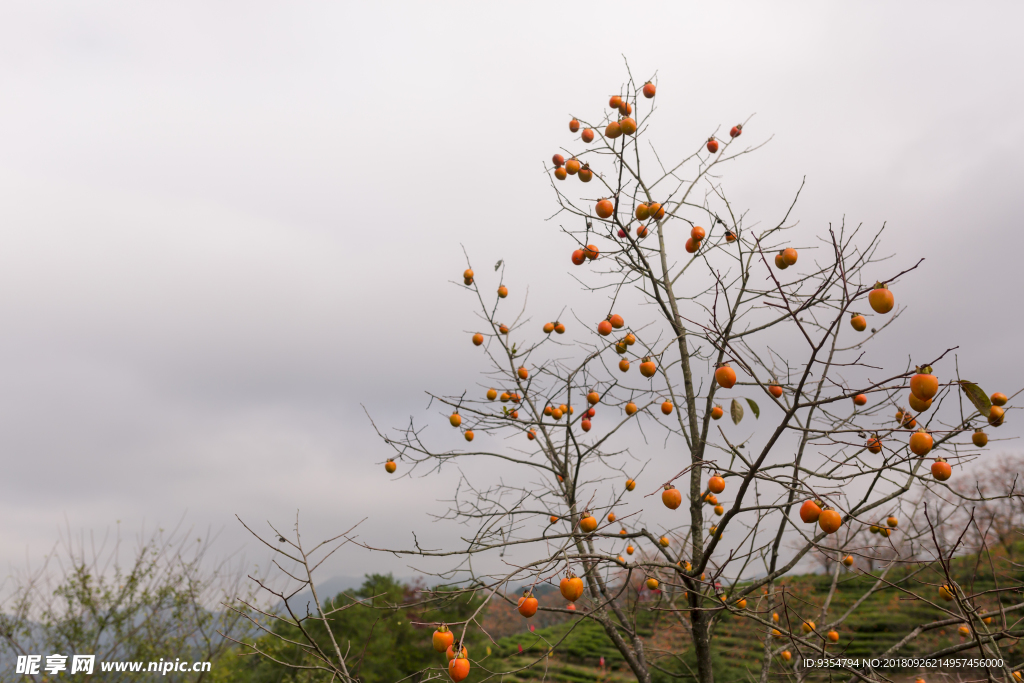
[0,2,1021,587]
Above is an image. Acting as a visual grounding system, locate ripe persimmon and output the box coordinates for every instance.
[464,430,474,442]
[714,504,724,515]
[909,429,933,456]
[868,283,894,314]
[569,119,580,133]
[662,485,682,510]
[707,137,719,153]
[581,419,591,432]
[853,394,867,406]
[572,249,586,265]
[819,508,842,534]
[640,357,657,377]
[842,555,854,567]
[586,391,600,405]
[988,405,1005,426]
[972,430,988,447]
[636,203,650,220]
[581,128,595,143]
[661,401,673,415]
[518,366,528,380]
[607,512,616,523]
[910,367,939,401]
[685,237,699,254]
[586,408,595,418]
[647,202,662,219]
[799,499,822,523]
[552,154,565,167]
[499,324,509,335]
[715,364,737,389]
[730,124,743,138]
[781,651,792,662]
[659,536,670,547]
[725,230,736,242]
[433,624,454,653]
[908,393,932,412]
[597,320,613,336]
[609,95,623,109]
[565,158,581,175]
[691,226,706,241]
[782,248,798,266]
[851,313,867,331]
[487,388,497,400]
[554,167,567,180]
[528,429,536,440]
[620,117,637,135]
[636,224,648,238]
[445,642,468,661]
[543,322,555,334]
[625,479,636,491]
[500,392,510,403]
[931,457,952,481]
[867,435,882,453]
[711,405,724,420]
[449,654,470,682]
[609,313,624,328]
[886,516,898,528]
[578,165,592,182]
[472,333,484,346]
[605,121,622,139]
[464,269,474,280]
[595,199,614,219]
[385,460,397,474]
[708,474,726,494]
[579,513,598,533]
[625,402,638,416]
[560,573,585,601]
[619,358,630,372]
[642,82,656,98]
[498,285,508,298]
[991,392,1007,406]
[624,333,636,345]
[769,384,783,398]
[774,253,788,270]
[827,630,839,643]
[554,322,566,334]
[939,584,955,601]
[517,591,539,618]
[450,413,462,427]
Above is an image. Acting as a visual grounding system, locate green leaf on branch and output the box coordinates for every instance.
[745,398,760,419]
[730,399,744,425]
[958,380,992,417]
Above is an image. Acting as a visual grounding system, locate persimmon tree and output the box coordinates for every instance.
[360,69,1023,683]
[243,68,1023,683]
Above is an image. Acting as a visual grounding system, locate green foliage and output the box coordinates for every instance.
[0,526,252,683]
[213,575,483,683]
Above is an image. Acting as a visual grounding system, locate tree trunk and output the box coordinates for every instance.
[691,606,715,683]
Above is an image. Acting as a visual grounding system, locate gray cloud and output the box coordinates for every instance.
[0,2,1021,581]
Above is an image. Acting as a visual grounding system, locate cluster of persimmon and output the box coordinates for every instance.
[798,498,843,535]
[431,624,470,682]
[773,247,799,270]
[869,515,899,537]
